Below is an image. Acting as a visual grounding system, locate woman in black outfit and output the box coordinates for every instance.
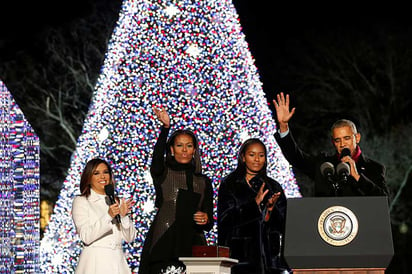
[218,138,290,274]
[139,107,213,274]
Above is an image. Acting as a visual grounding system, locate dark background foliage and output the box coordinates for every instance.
[1,0,123,201]
[0,1,411,272]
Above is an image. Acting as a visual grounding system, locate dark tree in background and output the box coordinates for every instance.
[0,0,122,202]
[1,1,411,272]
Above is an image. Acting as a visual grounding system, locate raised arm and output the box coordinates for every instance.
[273,92,296,133]
[153,106,170,128]
[150,106,171,177]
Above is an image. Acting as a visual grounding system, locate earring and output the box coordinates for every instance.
[171,153,174,156]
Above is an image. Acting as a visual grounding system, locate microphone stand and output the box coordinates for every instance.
[320,162,339,196]
[329,177,340,197]
[336,162,350,194]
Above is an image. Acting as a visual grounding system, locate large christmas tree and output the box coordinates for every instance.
[40,0,300,272]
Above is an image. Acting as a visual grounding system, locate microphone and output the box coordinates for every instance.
[320,162,335,180]
[340,148,351,159]
[320,162,339,195]
[336,162,350,184]
[104,184,121,224]
[338,148,351,185]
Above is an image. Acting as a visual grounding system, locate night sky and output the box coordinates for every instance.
[1,0,96,58]
[1,1,409,98]
[232,1,411,98]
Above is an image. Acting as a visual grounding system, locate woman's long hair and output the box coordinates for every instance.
[79,158,114,197]
[165,129,203,174]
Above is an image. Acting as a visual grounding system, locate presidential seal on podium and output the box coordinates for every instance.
[318,206,359,246]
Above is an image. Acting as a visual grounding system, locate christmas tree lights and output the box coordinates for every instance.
[0,80,40,273]
[40,0,300,272]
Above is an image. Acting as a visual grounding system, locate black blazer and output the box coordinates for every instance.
[275,131,388,197]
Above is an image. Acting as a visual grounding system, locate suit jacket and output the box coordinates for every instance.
[275,131,388,197]
[72,189,137,274]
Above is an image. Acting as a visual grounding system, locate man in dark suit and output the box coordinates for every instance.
[272,92,388,197]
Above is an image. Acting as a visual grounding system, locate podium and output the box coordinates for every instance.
[179,257,238,274]
[180,246,238,274]
[284,197,394,274]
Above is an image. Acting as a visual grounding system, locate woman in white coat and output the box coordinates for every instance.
[72,158,137,274]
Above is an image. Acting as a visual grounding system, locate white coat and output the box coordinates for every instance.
[72,189,137,274]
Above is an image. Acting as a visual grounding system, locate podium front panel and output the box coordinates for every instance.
[284,196,394,269]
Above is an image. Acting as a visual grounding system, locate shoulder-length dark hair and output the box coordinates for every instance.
[165,129,203,174]
[79,158,114,197]
[233,138,268,179]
